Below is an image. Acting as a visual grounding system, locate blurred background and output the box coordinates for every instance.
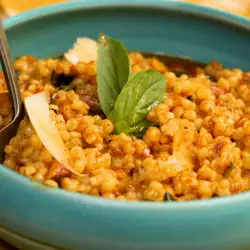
[0,0,249,18]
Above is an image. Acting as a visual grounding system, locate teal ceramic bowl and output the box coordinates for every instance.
[0,1,250,249]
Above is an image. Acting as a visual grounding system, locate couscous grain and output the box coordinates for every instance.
[1,47,250,202]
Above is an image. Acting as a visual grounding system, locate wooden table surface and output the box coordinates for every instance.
[0,0,249,249]
[1,0,66,15]
[0,0,250,17]
[183,0,250,17]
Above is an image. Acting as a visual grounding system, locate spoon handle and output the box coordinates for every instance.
[0,19,22,119]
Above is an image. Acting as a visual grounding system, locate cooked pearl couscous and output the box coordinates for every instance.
[1,41,250,202]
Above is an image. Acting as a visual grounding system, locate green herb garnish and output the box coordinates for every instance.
[57,85,75,91]
[223,163,235,177]
[50,85,75,104]
[97,34,167,136]
[109,69,166,135]
[97,34,131,116]
[163,192,176,202]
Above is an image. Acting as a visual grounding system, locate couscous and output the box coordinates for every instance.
[1,35,250,202]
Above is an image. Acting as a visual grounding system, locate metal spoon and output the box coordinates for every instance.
[0,20,23,163]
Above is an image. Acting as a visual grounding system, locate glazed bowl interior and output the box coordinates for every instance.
[1,1,250,250]
[5,1,250,70]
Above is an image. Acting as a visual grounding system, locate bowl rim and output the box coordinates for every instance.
[1,0,250,211]
[3,0,250,29]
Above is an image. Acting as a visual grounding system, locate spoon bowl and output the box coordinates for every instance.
[0,21,23,163]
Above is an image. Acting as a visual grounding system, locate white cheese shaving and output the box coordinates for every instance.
[24,92,83,176]
[64,37,98,65]
[168,126,194,172]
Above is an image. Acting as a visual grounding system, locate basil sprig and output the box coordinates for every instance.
[97,34,131,116]
[109,69,166,135]
[97,34,167,136]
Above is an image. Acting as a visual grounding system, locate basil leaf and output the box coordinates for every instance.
[110,69,167,135]
[97,34,131,116]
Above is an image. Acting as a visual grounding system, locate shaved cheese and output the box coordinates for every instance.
[25,92,83,176]
[64,37,97,65]
[168,126,194,172]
